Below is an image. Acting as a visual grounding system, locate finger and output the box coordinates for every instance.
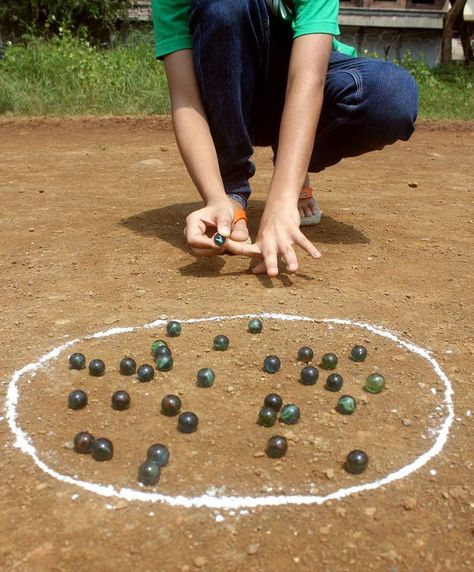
[187,233,220,250]
[296,232,321,259]
[224,239,262,258]
[191,245,223,257]
[216,209,233,238]
[282,244,298,273]
[251,260,268,275]
[261,246,279,277]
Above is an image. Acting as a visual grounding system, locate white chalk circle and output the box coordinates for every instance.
[6,314,454,509]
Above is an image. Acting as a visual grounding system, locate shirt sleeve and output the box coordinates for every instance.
[151,0,192,59]
[292,0,340,38]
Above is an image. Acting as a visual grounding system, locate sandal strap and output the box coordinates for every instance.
[299,186,313,200]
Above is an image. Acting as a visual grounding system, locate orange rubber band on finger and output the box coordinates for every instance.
[233,208,248,225]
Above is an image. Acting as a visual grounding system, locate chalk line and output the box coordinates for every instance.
[4,314,454,509]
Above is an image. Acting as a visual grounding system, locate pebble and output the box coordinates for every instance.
[403,419,413,427]
[408,181,418,188]
[402,497,417,510]
[247,543,260,555]
[194,557,206,568]
[324,468,335,480]
[365,507,377,517]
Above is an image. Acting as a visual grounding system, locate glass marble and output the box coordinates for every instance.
[365,372,385,394]
[137,363,155,382]
[279,404,301,425]
[119,357,136,376]
[138,460,161,486]
[337,395,357,415]
[297,346,314,363]
[196,368,215,387]
[320,353,338,370]
[151,339,168,357]
[264,393,283,412]
[73,431,95,454]
[300,366,319,385]
[68,389,88,410]
[161,394,181,416]
[351,345,368,362]
[156,355,173,372]
[266,435,288,458]
[88,358,105,376]
[111,390,130,411]
[166,320,182,337]
[154,345,172,359]
[178,411,199,433]
[91,438,113,461]
[248,318,263,334]
[146,443,170,467]
[213,233,226,247]
[258,407,277,427]
[325,373,344,392]
[345,449,369,474]
[213,335,229,351]
[69,352,86,370]
[263,355,281,374]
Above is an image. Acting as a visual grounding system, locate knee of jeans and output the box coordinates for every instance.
[364,61,419,141]
[191,0,252,30]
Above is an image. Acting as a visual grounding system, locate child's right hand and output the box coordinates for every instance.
[184,198,248,257]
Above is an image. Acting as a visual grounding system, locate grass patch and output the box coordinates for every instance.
[0,33,472,119]
[401,53,474,120]
[0,32,169,115]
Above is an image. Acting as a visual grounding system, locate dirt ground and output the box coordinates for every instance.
[0,116,473,572]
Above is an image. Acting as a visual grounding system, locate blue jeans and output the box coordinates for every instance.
[189,0,419,205]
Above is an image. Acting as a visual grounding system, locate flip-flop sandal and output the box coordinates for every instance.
[299,186,322,226]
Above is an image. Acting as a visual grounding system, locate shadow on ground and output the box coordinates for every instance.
[120,200,369,284]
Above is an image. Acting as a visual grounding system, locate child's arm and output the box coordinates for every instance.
[164,49,235,255]
[231,33,333,275]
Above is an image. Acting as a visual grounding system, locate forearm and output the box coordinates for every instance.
[164,50,226,205]
[267,34,333,206]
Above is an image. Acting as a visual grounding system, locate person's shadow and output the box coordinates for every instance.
[120,200,369,284]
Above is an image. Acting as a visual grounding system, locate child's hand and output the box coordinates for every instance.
[184,198,249,257]
[226,203,320,275]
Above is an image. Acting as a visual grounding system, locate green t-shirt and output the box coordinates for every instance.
[151,0,356,60]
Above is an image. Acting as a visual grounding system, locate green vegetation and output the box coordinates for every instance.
[0,33,472,119]
[0,32,169,115]
[401,53,473,120]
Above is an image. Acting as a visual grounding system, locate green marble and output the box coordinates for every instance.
[213,335,229,351]
[196,367,215,387]
[258,407,277,427]
[151,339,168,357]
[166,320,182,337]
[345,449,369,474]
[365,372,385,394]
[297,346,314,363]
[263,355,281,374]
[320,353,338,370]
[138,460,161,486]
[156,355,173,372]
[336,395,356,415]
[325,373,343,392]
[266,436,288,458]
[279,404,300,425]
[248,318,263,334]
[350,345,368,362]
[300,366,319,385]
[213,233,226,247]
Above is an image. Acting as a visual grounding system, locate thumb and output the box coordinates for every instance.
[216,209,233,238]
